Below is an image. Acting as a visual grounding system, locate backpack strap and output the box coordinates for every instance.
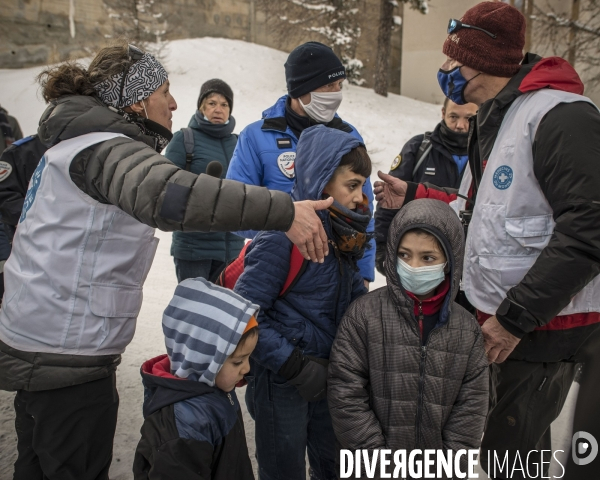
[215,242,251,289]
[181,128,195,172]
[215,242,308,298]
[279,245,308,298]
[412,132,433,179]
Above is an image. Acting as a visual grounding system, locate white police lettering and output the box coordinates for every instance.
[277,152,296,179]
[328,70,345,79]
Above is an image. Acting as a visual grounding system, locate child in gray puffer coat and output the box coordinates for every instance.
[328,199,489,478]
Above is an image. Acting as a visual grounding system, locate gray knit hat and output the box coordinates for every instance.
[197,79,234,113]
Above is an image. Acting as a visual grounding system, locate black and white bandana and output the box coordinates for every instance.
[93,53,168,108]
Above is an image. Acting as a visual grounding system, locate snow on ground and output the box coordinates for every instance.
[0,37,575,479]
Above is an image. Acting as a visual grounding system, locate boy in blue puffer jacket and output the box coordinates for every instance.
[234,124,371,480]
[133,278,259,480]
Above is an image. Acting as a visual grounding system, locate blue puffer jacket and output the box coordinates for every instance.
[133,355,253,480]
[163,114,244,262]
[226,95,375,281]
[234,125,368,373]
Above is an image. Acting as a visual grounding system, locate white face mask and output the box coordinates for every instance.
[204,115,229,125]
[299,90,343,123]
[396,258,446,296]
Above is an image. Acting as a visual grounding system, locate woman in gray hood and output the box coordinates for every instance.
[328,199,488,478]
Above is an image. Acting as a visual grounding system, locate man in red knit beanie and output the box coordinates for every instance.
[374,2,600,478]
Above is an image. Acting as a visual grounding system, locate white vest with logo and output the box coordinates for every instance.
[452,89,600,316]
[0,132,159,355]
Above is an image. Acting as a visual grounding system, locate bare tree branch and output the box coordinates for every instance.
[532,0,600,89]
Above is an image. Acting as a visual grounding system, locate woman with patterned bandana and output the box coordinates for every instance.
[0,42,333,480]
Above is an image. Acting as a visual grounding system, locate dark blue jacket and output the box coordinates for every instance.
[388,122,468,188]
[163,114,244,262]
[0,220,10,261]
[234,125,368,373]
[133,355,253,480]
[226,95,376,281]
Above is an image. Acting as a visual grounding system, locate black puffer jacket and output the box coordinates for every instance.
[328,200,488,476]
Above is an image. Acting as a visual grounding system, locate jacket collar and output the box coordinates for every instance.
[473,53,584,164]
[140,354,215,418]
[407,276,451,316]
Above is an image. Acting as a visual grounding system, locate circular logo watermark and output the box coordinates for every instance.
[572,431,598,466]
[493,165,513,190]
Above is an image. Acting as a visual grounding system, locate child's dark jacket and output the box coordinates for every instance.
[328,199,489,471]
[133,355,253,480]
[234,125,368,373]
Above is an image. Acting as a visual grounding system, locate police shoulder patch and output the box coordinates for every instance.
[390,154,401,171]
[277,151,296,179]
[0,161,13,182]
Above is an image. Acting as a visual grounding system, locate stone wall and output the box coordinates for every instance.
[1,0,403,93]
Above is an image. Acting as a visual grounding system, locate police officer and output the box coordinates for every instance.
[227,41,375,287]
[388,98,477,188]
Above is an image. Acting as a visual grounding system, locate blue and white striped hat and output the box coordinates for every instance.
[162,277,260,386]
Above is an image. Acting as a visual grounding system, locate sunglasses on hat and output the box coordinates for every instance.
[448,19,497,39]
[117,44,145,108]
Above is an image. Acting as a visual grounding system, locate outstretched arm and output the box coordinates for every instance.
[71,137,331,262]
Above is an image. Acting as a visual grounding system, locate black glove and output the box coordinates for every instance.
[278,348,329,402]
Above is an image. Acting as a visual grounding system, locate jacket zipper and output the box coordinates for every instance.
[415,301,425,446]
[226,392,234,406]
[418,303,424,341]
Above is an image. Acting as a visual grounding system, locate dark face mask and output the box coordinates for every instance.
[439,120,469,155]
[437,66,481,105]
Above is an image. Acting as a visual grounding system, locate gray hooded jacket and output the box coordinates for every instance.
[328,200,488,474]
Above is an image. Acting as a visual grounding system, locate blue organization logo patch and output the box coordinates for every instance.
[493,165,513,190]
[20,155,47,223]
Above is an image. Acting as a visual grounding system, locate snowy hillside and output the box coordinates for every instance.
[1,37,441,175]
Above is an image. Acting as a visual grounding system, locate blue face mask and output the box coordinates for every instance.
[437,66,480,106]
[396,258,446,296]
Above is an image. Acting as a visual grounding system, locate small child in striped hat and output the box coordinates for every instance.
[133,277,259,480]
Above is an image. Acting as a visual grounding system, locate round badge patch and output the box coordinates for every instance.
[493,165,513,190]
[277,151,296,179]
[0,161,12,183]
[390,154,401,171]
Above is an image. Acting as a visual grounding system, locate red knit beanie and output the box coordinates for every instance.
[443,1,526,78]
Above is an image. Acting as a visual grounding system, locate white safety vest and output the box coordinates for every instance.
[0,132,159,355]
[452,89,600,316]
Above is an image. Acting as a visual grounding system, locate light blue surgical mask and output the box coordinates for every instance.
[437,66,481,106]
[396,258,446,296]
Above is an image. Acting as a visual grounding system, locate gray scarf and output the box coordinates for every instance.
[194,111,236,138]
